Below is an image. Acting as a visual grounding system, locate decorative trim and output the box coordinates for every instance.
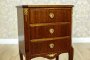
[23,8,28,15]
[47,53,57,57]
[0,37,90,44]
[30,22,70,27]
[27,5,73,8]
[31,36,70,42]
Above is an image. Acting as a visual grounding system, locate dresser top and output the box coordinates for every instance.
[17,5,73,8]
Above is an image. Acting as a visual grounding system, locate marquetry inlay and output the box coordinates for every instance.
[30,36,70,42]
[30,22,70,27]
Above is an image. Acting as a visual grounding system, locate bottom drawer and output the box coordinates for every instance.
[30,37,71,54]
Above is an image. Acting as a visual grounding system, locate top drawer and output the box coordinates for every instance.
[29,8,71,24]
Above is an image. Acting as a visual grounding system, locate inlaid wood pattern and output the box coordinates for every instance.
[31,36,70,42]
[30,22,70,27]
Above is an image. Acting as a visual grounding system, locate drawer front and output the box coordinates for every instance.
[30,25,53,39]
[30,23,70,39]
[30,37,70,54]
[29,8,71,23]
[53,24,71,37]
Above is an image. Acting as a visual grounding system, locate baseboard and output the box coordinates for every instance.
[72,37,90,43]
[0,39,18,44]
[0,38,90,44]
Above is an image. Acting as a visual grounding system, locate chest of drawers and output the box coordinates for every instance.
[17,5,74,60]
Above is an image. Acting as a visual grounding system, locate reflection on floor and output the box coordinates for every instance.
[0,43,90,60]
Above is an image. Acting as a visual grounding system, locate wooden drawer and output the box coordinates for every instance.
[29,8,71,23]
[53,23,71,37]
[30,37,70,54]
[30,23,70,39]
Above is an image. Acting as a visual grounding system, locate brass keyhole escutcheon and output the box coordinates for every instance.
[49,28,54,34]
[49,13,54,18]
[49,43,54,48]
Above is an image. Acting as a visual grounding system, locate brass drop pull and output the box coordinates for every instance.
[49,13,54,18]
[49,28,54,34]
[49,43,54,48]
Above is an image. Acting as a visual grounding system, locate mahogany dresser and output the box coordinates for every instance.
[17,5,74,60]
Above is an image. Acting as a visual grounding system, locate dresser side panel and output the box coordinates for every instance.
[17,7,25,54]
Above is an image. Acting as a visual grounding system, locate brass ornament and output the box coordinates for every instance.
[49,43,54,48]
[24,8,28,15]
[47,53,57,57]
[49,13,54,18]
[49,28,54,34]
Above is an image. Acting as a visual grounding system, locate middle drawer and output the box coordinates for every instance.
[30,24,71,40]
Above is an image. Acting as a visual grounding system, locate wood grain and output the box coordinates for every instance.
[17,5,73,60]
[0,44,90,60]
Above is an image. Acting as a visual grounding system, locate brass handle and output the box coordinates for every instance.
[49,43,54,48]
[47,53,56,57]
[49,28,54,34]
[49,13,54,18]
